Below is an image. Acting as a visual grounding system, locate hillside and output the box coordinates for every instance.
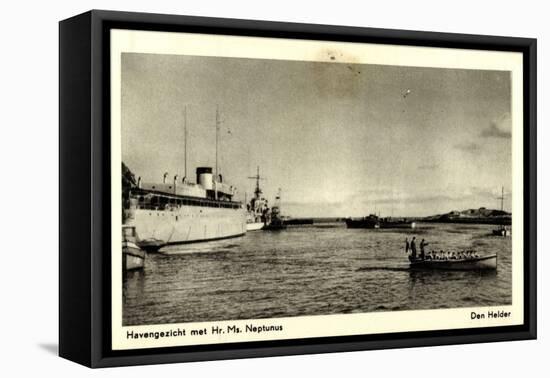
[423,207,511,225]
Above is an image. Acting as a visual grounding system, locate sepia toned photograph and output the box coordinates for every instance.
[56,10,536,367]
[109,29,525,350]
[121,53,513,321]
[55,5,539,367]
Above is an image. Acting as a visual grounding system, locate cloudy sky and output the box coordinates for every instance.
[121,53,512,217]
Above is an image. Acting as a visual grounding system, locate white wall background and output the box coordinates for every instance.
[0,0,546,375]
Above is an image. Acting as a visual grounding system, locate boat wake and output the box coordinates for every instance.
[356,265,410,272]
[160,241,242,255]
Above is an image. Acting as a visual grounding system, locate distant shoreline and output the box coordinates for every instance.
[420,218,511,226]
[285,207,512,226]
[286,217,511,226]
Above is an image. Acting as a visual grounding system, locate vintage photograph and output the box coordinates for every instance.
[120,51,514,327]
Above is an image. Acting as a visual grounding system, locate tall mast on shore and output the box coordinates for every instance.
[497,186,505,211]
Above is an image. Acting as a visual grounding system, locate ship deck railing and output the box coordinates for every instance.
[132,189,242,210]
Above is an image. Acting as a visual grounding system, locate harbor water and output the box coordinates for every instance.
[123,222,512,326]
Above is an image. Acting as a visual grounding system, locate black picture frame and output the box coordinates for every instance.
[59,9,537,368]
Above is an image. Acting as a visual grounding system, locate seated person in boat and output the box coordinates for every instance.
[410,237,417,260]
[419,239,428,260]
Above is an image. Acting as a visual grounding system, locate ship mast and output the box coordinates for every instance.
[215,106,220,200]
[183,105,188,181]
[248,166,265,199]
[215,106,220,179]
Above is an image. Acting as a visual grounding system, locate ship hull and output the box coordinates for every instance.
[246,222,264,231]
[346,219,377,228]
[129,205,246,249]
[492,228,510,236]
[345,218,379,229]
[409,254,497,270]
[123,241,145,270]
[345,218,415,229]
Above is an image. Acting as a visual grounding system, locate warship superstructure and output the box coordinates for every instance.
[246,166,269,231]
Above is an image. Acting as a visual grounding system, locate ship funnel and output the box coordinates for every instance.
[196,167,213,190]
[137,177,142,188]
[173,175,178,192]
[163,172,168,184]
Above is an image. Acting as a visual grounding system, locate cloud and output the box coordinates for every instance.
[481,112,512,139]
[454,142,480,152]
[481,125,512,138]
[342,188,466,207]
[367,194,456,206]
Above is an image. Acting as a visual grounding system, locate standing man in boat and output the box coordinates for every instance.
[420,239,429,260]
[405,238,410,254]
[410,237,417,260]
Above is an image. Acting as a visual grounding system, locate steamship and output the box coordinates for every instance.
[126,168,246,251]
[124,107,246,250]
